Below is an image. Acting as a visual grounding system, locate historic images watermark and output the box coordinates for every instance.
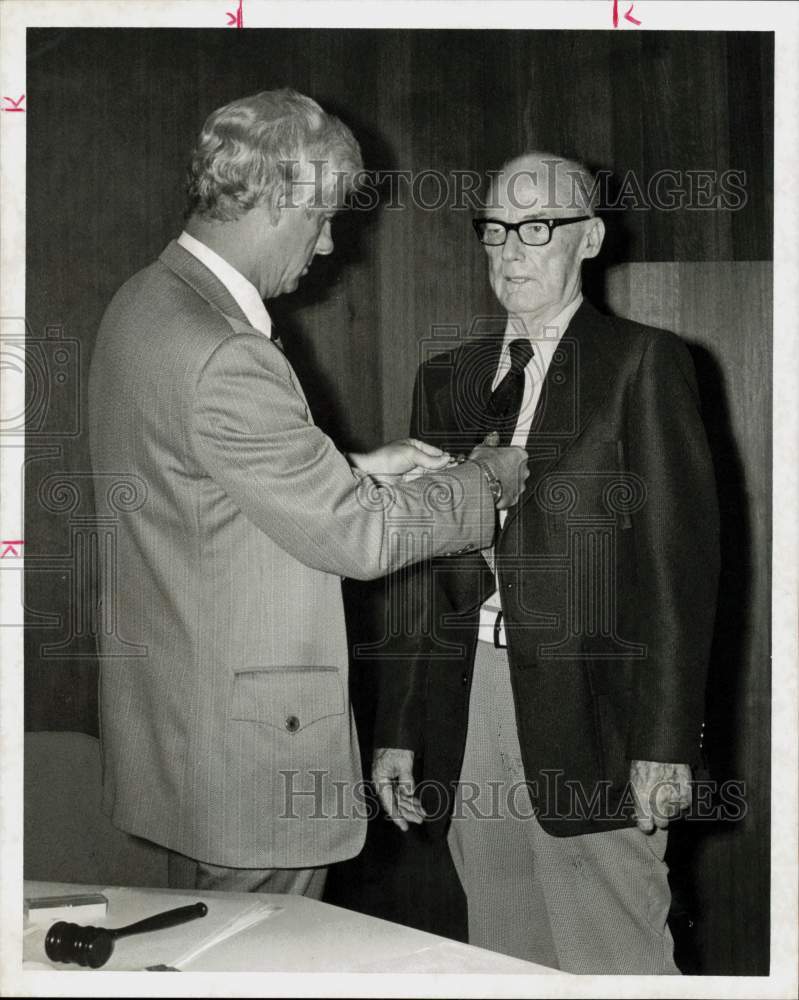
[284,158,749,213]
[279,768,748,824]
[2,315,149,655]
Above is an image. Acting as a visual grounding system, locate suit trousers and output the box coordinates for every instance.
[447,640,679,974]
[167,850,327,898]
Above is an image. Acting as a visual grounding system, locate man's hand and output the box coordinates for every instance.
[372,747,425,832]
[349,438,451,476]
[469,432,530,509]
[630,760,692,833]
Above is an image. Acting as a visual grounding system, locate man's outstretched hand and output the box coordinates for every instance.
[349,438,452,476]
[630,759,692,833]
[372,747,425,832]
[350,435,530,513]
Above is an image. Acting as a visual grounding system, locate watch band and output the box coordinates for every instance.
[471,457,503,506]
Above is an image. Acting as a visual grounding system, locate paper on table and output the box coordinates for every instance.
[105,888,281,971]
[174,901,281,969]
[351,940,561,974]
[24,887,281,971]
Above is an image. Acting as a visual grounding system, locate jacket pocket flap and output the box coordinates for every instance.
[231,666,345,731]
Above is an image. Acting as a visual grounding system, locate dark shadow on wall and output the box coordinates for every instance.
[667,341,770,975]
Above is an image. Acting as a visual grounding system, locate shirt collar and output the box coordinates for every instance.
[503,294,582,354]
[177,231,272,339]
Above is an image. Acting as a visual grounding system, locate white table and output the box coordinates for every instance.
[23,880,560,975]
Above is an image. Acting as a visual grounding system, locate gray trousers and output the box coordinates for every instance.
[448,640,679,974]
[167,851,327,898]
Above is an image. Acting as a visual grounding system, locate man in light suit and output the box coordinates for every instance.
[372,153,720,971]
[88,90,528,897]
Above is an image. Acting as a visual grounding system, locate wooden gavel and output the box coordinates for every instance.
[44,901,208,968]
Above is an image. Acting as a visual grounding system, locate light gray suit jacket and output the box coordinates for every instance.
[88,241,494,868]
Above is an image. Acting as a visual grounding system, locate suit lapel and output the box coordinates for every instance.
[159,241,311,412]
[501,300,620,534]
[159,240,252,329]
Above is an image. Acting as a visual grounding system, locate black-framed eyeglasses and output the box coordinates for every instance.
[472,216,592,247]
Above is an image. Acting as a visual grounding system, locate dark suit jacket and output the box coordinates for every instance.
[373,299,720,837]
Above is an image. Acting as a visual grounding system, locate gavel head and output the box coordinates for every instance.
[45,921,115,968]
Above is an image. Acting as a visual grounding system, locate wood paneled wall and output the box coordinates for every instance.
[24,28,772,974]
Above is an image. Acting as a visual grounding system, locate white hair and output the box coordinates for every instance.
[186,88,363,221]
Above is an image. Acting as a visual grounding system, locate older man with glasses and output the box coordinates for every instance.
[372,152,720,973]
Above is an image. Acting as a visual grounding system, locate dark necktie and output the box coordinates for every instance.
[484,338,534,446]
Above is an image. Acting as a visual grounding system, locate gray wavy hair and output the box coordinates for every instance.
[186,89,363,221]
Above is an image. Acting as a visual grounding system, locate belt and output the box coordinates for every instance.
[478,606,507,648]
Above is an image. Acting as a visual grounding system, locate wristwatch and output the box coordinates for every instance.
[471,457,503,506]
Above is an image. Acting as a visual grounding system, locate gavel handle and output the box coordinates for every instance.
[110,901,208,940]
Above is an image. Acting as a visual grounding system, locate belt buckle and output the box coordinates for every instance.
[493,610,507,649]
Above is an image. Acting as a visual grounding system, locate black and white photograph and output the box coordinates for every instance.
[1,1,796,996]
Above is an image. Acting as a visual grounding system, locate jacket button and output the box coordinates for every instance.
[285,715,300,733]
[461,672,468,686]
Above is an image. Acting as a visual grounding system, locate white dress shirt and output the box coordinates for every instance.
[177,231,272,339]
[477,294,583,643]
